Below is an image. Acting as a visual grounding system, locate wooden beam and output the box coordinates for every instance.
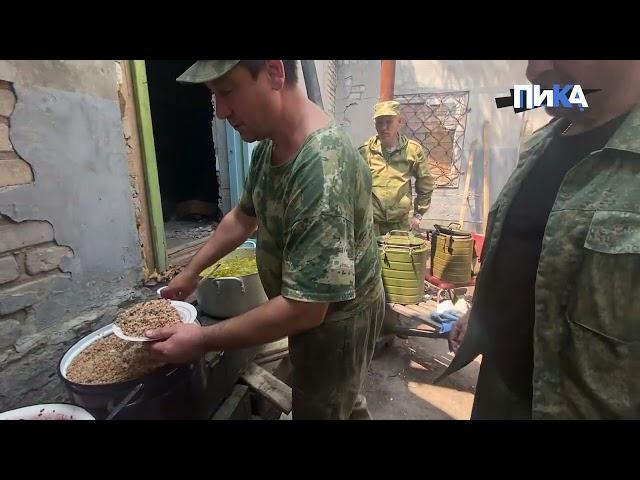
[240,362,292,414]
[130,60,167,272]
[458,141,478,229]
[118,60,155,274]
[256,351,289,365]
[482,121,491,234]
[167,237,209,257]
[211,384,252,420]
[254,338,288,359]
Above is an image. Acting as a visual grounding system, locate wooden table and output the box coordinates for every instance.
[385,300,450,339]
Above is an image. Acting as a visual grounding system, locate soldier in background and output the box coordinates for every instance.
[359,100,435,235]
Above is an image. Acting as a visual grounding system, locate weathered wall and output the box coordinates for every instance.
[0,61,144,409]
[334,60,550,231]
[314,60,338,114]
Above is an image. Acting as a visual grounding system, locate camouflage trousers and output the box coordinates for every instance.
[374,219,410,236]
[288,286,386,420]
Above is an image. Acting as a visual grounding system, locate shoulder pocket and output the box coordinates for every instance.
[584,210,640,254]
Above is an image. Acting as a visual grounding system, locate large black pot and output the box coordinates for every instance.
[58,323,210,420]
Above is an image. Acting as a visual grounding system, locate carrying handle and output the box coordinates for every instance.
[388,230,411,236]
[105,383,144,420]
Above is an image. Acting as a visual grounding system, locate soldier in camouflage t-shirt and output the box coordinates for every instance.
[147,60,385,420]
[239,122,382,318]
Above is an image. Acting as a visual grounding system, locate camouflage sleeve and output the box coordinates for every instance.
[281,214,355,302]
[412,145,435,215]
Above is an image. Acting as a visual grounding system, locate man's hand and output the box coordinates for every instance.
[146,323,207,364]
[449,310,470,354]
[161,270,200,301]
[410,215,422,230]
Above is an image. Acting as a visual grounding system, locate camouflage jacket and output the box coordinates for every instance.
[239,122,383,321]
[440,106,640,419]
[359,134,434,223]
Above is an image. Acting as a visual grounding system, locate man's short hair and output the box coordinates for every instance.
[238,60,299,85]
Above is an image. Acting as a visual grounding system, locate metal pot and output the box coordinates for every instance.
[427,223,475,285]
[378,230,428,304]
[58,323,210,420]
[196,240,268,318]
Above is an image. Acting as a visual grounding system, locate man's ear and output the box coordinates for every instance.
[265,60,285,90]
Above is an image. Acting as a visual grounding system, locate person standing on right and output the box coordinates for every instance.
[441,61,640,419]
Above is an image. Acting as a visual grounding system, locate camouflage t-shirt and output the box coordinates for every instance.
[239,122,383,320]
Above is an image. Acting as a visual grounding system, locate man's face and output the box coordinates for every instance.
[525,60,636,119]
[206,63,282,143]
[375,115,401,142]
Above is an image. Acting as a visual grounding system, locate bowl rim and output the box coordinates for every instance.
[0,402,96,420]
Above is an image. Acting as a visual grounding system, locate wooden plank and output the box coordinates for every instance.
[392,303,442,329]
[418,301,437,311]
[393,326,441,338]
[170,244,203,260]
[414,323,437,333]
[212,384,252,420]
[255,338,288,359]
[256,351,289,365]
[240,362,292,414]
[119,60,155,274]
[167,237,208,257]
[168,240,207,258]
[254,357,293,420]
[169,252,197,268]
[130,60,167,273]
[391,304,425,322]
[458,141,478,229]
[169,249,198,267]
[404,305,440,328]
[482,121,491,234]
[255,347,289,360]
[404,304,430,317]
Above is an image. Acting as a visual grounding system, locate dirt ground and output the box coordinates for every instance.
[363,335,480,420]
[165,219,213,250]
[273,333,480,421]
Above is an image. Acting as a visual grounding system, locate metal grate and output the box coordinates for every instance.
[396,91,470,188]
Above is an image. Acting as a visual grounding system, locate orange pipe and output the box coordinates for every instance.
[380,60,396,101]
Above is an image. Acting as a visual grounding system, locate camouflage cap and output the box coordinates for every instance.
[373,100,401,119]
[176,60,241,84]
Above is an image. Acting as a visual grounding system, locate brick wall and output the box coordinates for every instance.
[0,215,74,347]
[0,81,32,187]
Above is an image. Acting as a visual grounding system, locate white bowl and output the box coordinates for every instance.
[0,403,95,420]
[112,300,198,342]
